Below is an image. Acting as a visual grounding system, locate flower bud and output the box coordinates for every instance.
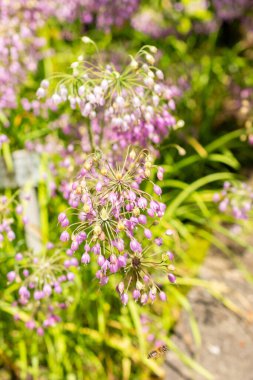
[145,54,155,65]
[159,292,167,301]
[144,229,152,239]
[133,289,141,300]
[7,271,16,283]
[117,282,124,294]
[60,231,70,242]
[81,252,90,264]
[168,273,176,283]
[121,293,129,306]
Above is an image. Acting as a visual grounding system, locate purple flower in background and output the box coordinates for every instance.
[215,181,253,220]
[8,246,74,332]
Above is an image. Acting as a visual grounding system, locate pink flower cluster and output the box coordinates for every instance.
[0,194,28,246]
[37,44,180,152]
[54,0,140,31]
[131,9,172,39]
[212,0,253,21]
[0,0,48,116]
[213,181,253,220]
[1,0,140,121]
[58,148,176,304]
[7,246,73,335]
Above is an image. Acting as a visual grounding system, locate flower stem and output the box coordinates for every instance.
[87,120,96,153]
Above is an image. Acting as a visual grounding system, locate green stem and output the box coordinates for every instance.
[38,154,49,243]
[2,142,14,173]
[87,119,96,152]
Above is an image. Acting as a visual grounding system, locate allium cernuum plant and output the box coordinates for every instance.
[213,181,253,220]
[59,148,176,305]
[37,38,179,152]
[7,246,74,335]
[36,39,178,306]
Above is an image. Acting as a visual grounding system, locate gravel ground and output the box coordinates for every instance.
[165,235,253,380]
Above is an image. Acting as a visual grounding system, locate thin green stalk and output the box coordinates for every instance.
[87,120,96,152]
[2,142,14,173]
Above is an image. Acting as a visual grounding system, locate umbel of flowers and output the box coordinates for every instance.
[37,38,179,153]
[54,0,140,31]
[7,245,74,335]
[35,40,179,306]
[58,147,176,305]
[0,193,29,246]
[0,1,140,123]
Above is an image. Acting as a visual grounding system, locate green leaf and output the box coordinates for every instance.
[166,172,235,217]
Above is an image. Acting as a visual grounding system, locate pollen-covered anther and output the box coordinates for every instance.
[83,204,90,213]
[75,186,82,195]
[145,161,152,169]
[133,207,140,217]
[101,167,107,176]
[129,150,137,160]
[100,208,109,221]
[144,169,151,177]
[117,221,125,231]
[115,172,123,181]
[94,225,102,236]
[84,160,93,170]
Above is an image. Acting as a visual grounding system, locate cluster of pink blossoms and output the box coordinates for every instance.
[212,0,253,22]
[1,0,140,122]
[37,42,180,152]
[54,0,140,31]
[0,0,48,118]
[7,245,74,335]
[58,148,176,304]
[230,86,253,145]
[213,181,253,220]
[131,8,172,39]
[33,42,180,307]
[0,194,29,246]
[0,196,16,245]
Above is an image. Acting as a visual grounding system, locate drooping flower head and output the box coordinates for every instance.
[131,8,172,39]
[213,181,253,220]
[54,0,140,31]
[212,0,253,22]
[227,85,253,145]
[7,246,73,334]
[0,193,26,246]
[58,146,176,304]
[59,147,165,255]
[0,189,40,247]
[115,241,176,305]
[0,0,47,118]
[37,39,181,152]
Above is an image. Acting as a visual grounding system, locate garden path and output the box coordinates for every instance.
[165,233,253,380]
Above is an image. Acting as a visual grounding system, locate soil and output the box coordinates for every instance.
[164,233,253,380]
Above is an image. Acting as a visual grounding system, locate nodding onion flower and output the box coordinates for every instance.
[57,147,175,303]
[59,147,165,251]
[7,246,73,334]
[0,193,28,245]
[116,242,176,305]
[37,40,180,152]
